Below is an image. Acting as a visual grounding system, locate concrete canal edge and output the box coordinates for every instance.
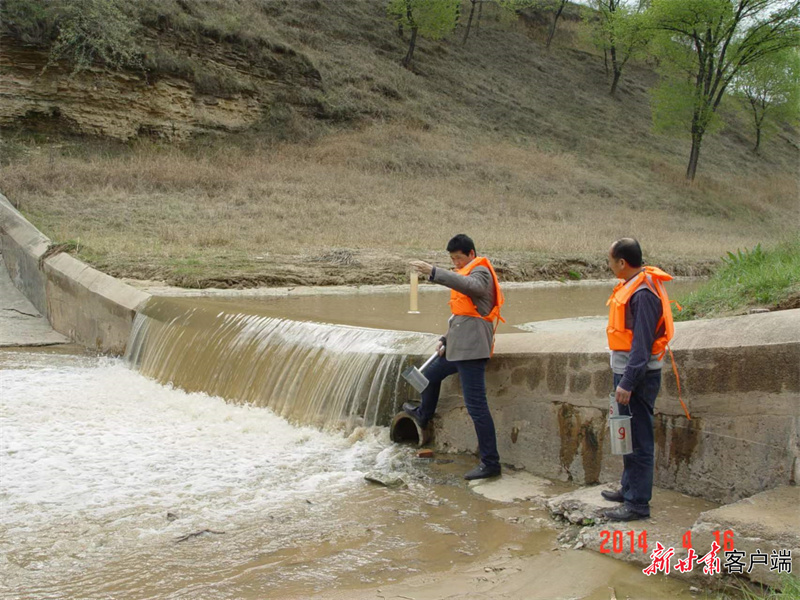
[0,193,151,355]
[2,192,798,589]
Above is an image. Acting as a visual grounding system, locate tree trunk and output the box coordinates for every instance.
[748,97,765,154]
[402,26,418,69]
[609,44,620,95]
[463,0,476,45]
[686,129,703,181]
[546,0,566,49]
[610,68,622,96]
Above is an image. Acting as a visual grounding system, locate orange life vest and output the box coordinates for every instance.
[449,256,505,326]
[606,266,674,359]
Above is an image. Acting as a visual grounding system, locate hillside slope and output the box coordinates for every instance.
[1,0,797,287]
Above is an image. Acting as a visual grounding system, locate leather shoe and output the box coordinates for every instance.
[602,506,649,521]
[402,402,428,428]
[601,489,624,503]
[464,463,501,481]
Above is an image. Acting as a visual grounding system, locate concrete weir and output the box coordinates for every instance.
[0,194,150,354]
[2,192,798,588]
[436,314,800,505]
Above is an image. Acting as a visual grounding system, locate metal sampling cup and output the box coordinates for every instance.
[401,352,439,393]
[608,392,618,418]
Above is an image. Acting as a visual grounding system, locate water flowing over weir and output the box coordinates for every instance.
[124,297,437,431]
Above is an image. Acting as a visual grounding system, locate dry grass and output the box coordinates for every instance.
[2,123,796,286]
[1,0,797,286]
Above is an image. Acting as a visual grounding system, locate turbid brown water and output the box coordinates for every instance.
[1,279,717,599]
[163,279,705,335]
[2,346,718,600]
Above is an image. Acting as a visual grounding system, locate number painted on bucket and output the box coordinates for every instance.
[617,426,626,440]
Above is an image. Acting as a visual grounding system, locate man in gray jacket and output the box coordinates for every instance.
[405,234,503,480]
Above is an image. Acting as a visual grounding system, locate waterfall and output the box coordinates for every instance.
[124,297,436,432]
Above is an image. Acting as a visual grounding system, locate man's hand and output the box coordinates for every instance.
[615,385,632,406]
[410,260,433,277]
[435,340,445,356]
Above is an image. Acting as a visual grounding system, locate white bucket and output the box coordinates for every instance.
[609,415,633,455]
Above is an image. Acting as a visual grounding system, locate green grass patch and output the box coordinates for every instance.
[675,237,800,320]
[717,573,800,599]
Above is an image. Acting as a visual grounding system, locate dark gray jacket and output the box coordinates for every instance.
[431,265,497,361]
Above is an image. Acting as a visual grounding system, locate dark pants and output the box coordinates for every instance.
[614,370,661,515]
[417,355,500,470]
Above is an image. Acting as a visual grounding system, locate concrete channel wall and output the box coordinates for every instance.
[1,193,797,504]
[0,194,150,355]
[435,311,800,505]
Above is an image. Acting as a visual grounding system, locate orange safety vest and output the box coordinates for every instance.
[606,266,674,359]
[449,256,505,326]
[606,265,690,420]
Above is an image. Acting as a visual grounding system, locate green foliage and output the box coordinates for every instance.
[675,237,800,320]
[48,0,142,73]
[2,0,143,73]
[1,0,59,45]
[650,76,724,136]
[724,573,800,599]
[730,48,800,149]
[721,243,765,268]
[588,0,653,93]
[648,0,800,177]
[590,1,651,59]
[387,0,460,40]
[496,0,542,19]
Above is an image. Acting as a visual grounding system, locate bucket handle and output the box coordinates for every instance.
[612,389,634,418]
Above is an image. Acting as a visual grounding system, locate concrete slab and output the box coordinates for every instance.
[473,476,755,588]
[547,484,719,581]
[471,477,797,589]
[0,252,68,347]
[691,486,800,588]
[514,316,606,335]
[468,471,556,503]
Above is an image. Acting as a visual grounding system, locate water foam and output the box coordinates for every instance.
[0,351,406,597]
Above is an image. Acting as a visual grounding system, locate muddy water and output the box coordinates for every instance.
[124,280,702,436]
[180,279,704,335]
[125,298,435,432]
[2,347,708,600]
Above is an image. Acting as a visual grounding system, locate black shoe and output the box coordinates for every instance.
[601,489,624,503]
[402,402,428,428]
[602,506,649,522]
[464,463,501,481]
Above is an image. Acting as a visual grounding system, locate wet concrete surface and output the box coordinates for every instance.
[0,252,68,347]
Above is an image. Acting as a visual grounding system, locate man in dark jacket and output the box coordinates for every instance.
[602,238,671,521]
[404,234,502,481]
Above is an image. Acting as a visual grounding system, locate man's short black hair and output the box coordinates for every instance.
[446,234,476,256]
[611,238,643,268]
